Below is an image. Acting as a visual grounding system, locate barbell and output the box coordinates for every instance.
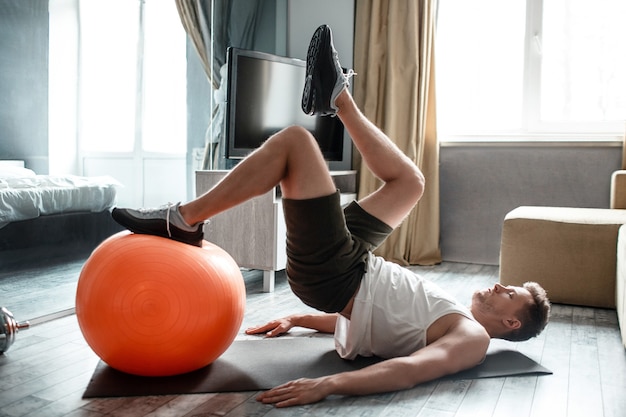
[1,307,30,354]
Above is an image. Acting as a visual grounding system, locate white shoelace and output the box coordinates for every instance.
[344,69,357,83]
[135,202,175,237]
[165,202,173,238]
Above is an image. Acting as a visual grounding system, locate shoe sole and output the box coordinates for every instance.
[111,208,204,247]
[302,25,332,115]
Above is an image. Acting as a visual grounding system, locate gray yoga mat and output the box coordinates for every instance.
[82,336,551,398]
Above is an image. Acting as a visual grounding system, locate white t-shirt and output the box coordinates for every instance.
[334,253,476,359]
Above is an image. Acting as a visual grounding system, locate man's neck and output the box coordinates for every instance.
[469,307,504,339]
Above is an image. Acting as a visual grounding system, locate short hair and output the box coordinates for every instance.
[504,281,551,342]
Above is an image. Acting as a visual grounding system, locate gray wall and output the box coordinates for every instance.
[0,0,49,173]
[440,143,623,265]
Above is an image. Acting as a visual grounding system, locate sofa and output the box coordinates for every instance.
[499,170,626,347]
[617,225,626,347]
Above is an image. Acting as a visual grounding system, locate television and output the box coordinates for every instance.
[224,47,344,161]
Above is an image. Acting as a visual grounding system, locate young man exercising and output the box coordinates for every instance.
[112,25,550,408]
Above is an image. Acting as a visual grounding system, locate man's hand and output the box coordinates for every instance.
[245,313,339,337]
[245,317,296,338]
[256,377,331,407]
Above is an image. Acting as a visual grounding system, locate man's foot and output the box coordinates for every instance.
[301,24,355,116]
[111,203,204,247]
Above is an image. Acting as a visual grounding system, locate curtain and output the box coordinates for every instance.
[175,0,263,86]
[175,0,263,169]
[353,0,441,265]
[622,124,626,169]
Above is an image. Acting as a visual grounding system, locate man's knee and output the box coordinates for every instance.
[276,125,327,164]
[273,125,314,143]
[406,165,426,203]
[266,125,318,153]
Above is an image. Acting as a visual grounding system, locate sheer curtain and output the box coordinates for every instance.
[175,0,263,169]
[353,0,441,265]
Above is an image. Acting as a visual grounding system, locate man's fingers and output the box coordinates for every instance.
[257,388,299,406]
[256,379,323,407]
[245,322,276,334]
[244,325,265,335]
[246,319,292,337]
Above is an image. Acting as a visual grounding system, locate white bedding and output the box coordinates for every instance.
[0,167,121,228]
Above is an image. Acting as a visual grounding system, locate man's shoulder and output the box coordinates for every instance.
[421,314,489,372]
[444,315,490,359]
[428,312,489,346]
[452,315,491,351]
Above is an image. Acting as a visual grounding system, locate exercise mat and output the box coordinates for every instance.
[83,336,551,398]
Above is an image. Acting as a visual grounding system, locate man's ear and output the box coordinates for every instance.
[503,317,521,330]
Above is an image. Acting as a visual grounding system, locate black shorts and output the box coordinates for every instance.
[282,191,393,313]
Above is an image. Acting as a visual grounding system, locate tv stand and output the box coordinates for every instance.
[195,170,357,292]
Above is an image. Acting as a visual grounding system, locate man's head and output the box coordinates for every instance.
[470,282,550,341]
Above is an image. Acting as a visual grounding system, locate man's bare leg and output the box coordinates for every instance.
[112,125,336,246]
[180,126,336,225]
[334,90,425,229]
[112,24,423,245]
[300,24,424,228]
[113,91,423,245]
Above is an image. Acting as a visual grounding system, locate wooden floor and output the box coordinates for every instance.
[0,252,84,322]
[1,261,625,417]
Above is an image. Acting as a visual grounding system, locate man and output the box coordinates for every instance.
[112,25,550,408]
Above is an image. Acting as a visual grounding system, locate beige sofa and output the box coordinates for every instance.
[617,226,626,347]
[500,170,626,347]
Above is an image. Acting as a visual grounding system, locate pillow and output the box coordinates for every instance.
[0,166,37,179]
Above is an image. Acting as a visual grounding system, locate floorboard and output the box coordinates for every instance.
[0,262,624,417]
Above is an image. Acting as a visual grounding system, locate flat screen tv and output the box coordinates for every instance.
[225,47,344,161]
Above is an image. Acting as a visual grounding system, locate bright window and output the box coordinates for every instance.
[142,0,188,153]
[436,0,626,138]
[79,0,138,152]
[79,0,186,153]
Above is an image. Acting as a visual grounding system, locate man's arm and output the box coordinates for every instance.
[256,321,489,407]
[245,313,338,337]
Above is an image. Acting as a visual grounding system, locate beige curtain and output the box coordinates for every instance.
[175,0,214,87]
[622,124,626,169]
[353,0,441,265]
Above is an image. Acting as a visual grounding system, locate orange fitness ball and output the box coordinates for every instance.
[76,231,246,377]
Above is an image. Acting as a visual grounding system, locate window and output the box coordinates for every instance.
[78,0,186,153]
[436,0,626,138]
[49,0,188,206]
[141,0,188,153]
[79,0,138,152]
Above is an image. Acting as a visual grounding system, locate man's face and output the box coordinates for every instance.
[471,283,533,319]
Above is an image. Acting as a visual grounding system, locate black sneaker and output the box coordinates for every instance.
[111,203,204,247]
[301,24,355,116]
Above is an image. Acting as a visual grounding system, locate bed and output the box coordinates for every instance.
[0,161,123,270]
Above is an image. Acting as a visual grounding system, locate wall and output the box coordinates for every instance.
[439,143,623,265]
[286,0,354,66]
[0,0,49,173]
